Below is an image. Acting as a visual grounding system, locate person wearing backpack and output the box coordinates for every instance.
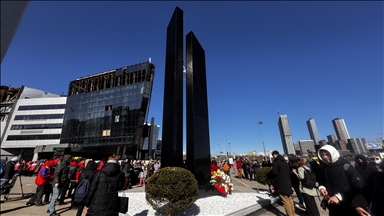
[75,160,97,216]
[317,145,363,216]
[292,158,320,216]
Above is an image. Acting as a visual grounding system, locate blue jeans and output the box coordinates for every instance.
[49,187,60,213]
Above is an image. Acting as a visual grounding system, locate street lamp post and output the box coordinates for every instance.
[228,142,231,157]
[257,121,267,160]
[221,138,229,159]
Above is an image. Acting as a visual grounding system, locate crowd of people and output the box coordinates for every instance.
[211,145,383,216]
[266,146,383,216]
[0,155,162,216]
[1,148,383,216]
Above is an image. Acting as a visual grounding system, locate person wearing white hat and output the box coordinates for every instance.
[0,157,18,187]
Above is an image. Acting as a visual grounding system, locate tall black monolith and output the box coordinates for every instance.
[161,7,184,168]
[186,31,211,185]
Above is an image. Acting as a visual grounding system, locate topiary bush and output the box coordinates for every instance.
[145,167,198,216]
[255,167,272,185]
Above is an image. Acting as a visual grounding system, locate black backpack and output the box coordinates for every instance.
[302,168,317,189]
[74,173,95,203]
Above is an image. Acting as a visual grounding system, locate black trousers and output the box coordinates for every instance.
[293,186,304,204]
[302,193,320,216]
[43,185,52,203]
[58,182,70,203]
[243,168,250,179]
[28,185,45,205]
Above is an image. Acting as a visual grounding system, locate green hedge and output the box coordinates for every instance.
[145,167,198,215]
[255,167,272,185]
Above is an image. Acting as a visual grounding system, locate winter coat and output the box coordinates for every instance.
[354,154,378,181]
[35,166,50,186]
[236,160,242,169]
[269,155,292,196]
[351,171,384,216]
[318,145,363,216]
[85,161,124,216]
[123,161,131,176]
[294,165,318,196]
[1,161,16,180]
[243,160,251,170]
[52,154,71,187]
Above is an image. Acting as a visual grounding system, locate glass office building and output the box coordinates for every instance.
[60,60,155,158]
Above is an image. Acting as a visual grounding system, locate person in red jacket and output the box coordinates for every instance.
[26,160,53,206]
[236,157,243,179]
[28,161,37,176]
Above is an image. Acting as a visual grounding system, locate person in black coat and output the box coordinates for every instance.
[242,158,251,180]
[75,161,97,216]
[269,151,295,216]
[354,154,378,181]
[352,161,384,216]
[0,157,18,192]
[122,158,131,190]
[85,155,124,216]
[318,145,363,216]
[0,157,18,183]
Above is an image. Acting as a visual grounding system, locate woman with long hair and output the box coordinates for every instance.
[292,158,320,216]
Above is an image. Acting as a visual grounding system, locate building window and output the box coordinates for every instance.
[10,123,62,130]
[105,105,112,111]
[14,114,64,120]
[102,129,110,136]
[18,104,66,110]
[115,115,119,122]
[6,134,61,140]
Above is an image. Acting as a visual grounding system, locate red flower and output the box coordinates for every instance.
[210,164,220,173]
[213,184,227,196]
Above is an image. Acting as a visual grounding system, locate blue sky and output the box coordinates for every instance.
[1,1,383,155]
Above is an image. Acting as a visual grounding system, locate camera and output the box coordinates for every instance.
[320,197,329,210]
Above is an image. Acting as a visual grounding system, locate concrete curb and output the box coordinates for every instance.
[226,195,280,216]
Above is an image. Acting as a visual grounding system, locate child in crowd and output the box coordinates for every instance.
[139,169,145,186]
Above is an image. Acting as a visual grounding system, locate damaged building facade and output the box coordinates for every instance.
[60,60,155,159]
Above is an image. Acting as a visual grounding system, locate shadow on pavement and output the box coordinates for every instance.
[0,205,31,214]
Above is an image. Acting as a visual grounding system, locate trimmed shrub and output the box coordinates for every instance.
[145,167,198,215]
[255,167,272,185]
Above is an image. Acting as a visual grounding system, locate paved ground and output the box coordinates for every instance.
[0,171,328,216]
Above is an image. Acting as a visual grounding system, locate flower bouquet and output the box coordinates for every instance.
[210,168,233,196]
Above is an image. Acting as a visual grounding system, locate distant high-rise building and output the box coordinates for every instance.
[278,115,295,155]
[293,142,301,155]
[357,138,368,153]
[332,118,350,144]
[319,140,328,147]
[348,138,368,155]
[306,118,320,145]
[141,123,160,154]
[298,140,316,156]
[327,134,337,146]
[336,139,348,151]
